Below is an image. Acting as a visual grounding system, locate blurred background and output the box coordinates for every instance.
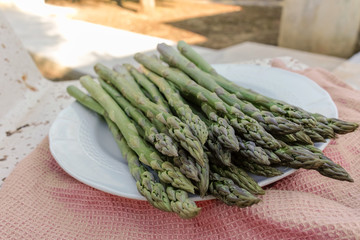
[1,0,360,80]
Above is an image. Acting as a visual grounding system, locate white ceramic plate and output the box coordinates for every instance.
[49,64,338,201]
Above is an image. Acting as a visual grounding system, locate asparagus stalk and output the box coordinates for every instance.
[312,122,335,139]
[67,86,183,213]
[275,144,325,169]
[176,40,318,128]
[135,53,242,117]
[173,149,200,182]
[210,164,265,195]
[209,172,261,207]
[159,42,302,135]
[236,136,270,165]
[262,148,281,164]
[195,155,210,198]
[107,114,200,218]
[187,103,233,166]
[79,76,196,193]
[233,158,283,177]
[121,64,171,113]
[104,117,172,212]
[178,41,357,136]
[276,131,313,145]
[206,130,232,166]
[166,186,201,219]
[134,53,281,150]
[301,145,353,182]
[100,79,178,157]
[187,100,239,153]
[312,113,359,134]
[68,85,203,217]
[199,102,239,151]
[67,85,106,116]
[140,66,209,145]
[94,63,206,168]
[303,128,326,143]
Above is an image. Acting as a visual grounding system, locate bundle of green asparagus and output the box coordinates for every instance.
[66,41,358,219]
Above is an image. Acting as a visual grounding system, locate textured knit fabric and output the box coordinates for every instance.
[1,62,359,240]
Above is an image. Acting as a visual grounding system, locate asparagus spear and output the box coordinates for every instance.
[178,41,356,136]
[68,85,203,217]
[100,79,178,157]
[67,85,106,115]
[210,164,265,195]
[206,129,232,166]
[256,104,333,142]
[135,53,241,117]
[262,148,281,164]
[187,100,239,153]
[166,186,201,219]
[106,117,173,212]
[199,102,239,151]
[236,136,270,165]
[301,145,353,182]
[233,158,283,177]
[312,113,359,134]
[209,173,261,207]
[173,149,200,182]
[94,63,206,167]
[276,131,313,145]
[107,114,200,218]
[303,128,326,143]
[275,144,325,169]
[195,155,210,198]
[187,103,233,166]
[140,66,209,145]
[176,40,318,128]
[120,64,172,113]
[134,53,281,150]
[67,86,178,212]
[79,76,196,193]
[159,42,302,135]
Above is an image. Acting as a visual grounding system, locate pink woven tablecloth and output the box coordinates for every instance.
[1,61,359,240]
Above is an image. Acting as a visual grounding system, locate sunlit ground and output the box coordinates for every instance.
[45,0,281,49]
[0,0,282,80]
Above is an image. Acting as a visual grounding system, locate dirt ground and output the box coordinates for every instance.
[45,0,282,49]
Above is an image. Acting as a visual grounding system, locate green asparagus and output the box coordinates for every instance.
[67,85,197,215]
[200,102,239,151]
[105,117,172,212]
[236,136,270,165]
[107,115,200,218]
[206,129,232,166]
[166,186,201,219]
[79,75,196,193]
[195,155,210,198]
[100,79,178,157]
[209,172,261,207]
[176,40,318,128]
[301,145,353,182]
[312,113,359,134]
[121,64,171,113]
[173,149,200,182]
[94,63,206,168]
[159,42,302,136]
[210,164,265,195]
[140,66,209,145]
[233,157,283,177]
[134,53,281,150]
